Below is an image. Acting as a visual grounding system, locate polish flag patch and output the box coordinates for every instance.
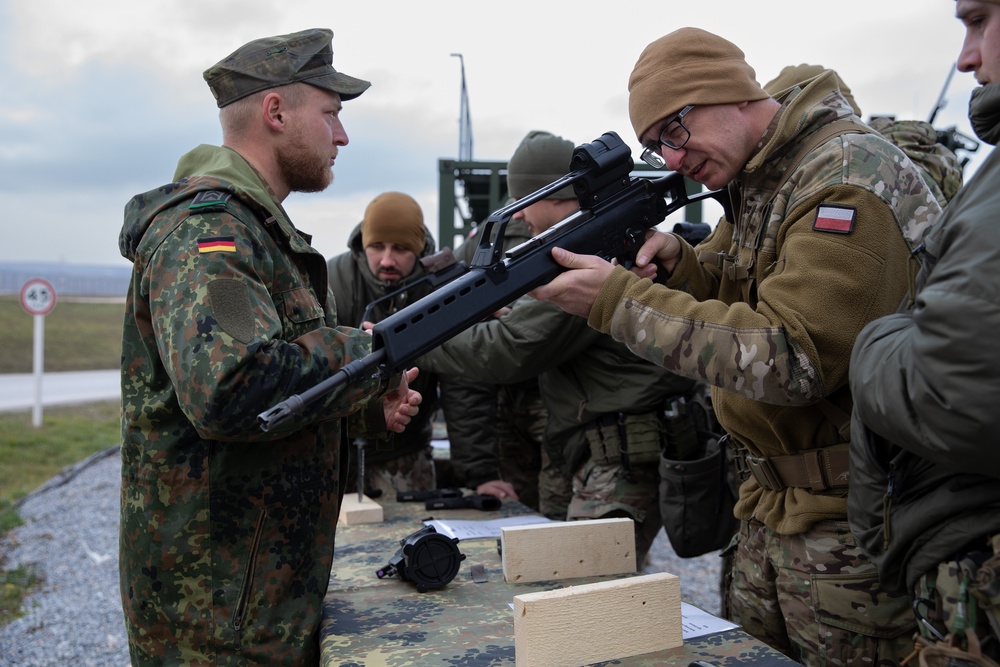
[813,205,856,234]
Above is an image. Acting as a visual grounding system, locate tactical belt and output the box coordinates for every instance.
[736,444,850,492]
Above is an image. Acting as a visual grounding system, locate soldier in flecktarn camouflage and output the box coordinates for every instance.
[117,29,421,666]
[532,27,945,667]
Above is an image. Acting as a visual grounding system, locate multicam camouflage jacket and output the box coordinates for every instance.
[866,115,964,208]
[118,144,390,666]
[588,71,943,535]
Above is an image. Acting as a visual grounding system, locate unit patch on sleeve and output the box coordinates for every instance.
[189,190,232,212]
[813,204,856,234]
[198,236,237,253]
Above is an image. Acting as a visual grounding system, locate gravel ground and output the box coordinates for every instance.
[0,449,723,666]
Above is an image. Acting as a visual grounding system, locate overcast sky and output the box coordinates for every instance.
[0,0,986,268]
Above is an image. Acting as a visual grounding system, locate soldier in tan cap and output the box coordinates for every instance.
[327,192,441,496]
[531,26,942,666]
[117,29,422,666]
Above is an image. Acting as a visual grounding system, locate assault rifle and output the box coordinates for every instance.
[258,130,730,431]
[927,63,980,168]
[358,248,467,326]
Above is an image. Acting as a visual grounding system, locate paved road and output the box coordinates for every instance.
[0,370,119,412]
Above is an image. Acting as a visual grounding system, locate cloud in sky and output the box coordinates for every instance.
[0,0,987,267]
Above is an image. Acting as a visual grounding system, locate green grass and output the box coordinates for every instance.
[1,565,38,625]
[0,294,123,625]
[0,295,124,373]
[0,401,120,512]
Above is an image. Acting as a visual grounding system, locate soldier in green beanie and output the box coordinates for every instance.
[420,130,697,565]
[118,29,422,666]
[849,1,1000,662]
[531,26,943,667]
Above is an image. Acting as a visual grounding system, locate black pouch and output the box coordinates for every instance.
[658,433,739,558]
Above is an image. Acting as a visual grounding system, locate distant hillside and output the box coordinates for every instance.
[0,261,131,297]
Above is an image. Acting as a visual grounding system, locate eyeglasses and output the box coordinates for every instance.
[640,105,695,169]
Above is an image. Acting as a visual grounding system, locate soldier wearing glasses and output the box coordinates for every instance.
[531,27,942,666]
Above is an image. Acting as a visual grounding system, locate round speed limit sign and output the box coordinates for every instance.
[20,278,57,316]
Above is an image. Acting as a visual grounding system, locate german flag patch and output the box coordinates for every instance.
[198,236,237,253]
[813,204,856,234]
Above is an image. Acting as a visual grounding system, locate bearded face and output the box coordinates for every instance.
[276,121,333,194]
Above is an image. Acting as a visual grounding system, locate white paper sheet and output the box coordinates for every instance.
[424,514,555,540]
[681,601,739,639]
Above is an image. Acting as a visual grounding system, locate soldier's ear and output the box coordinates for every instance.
[262,92,285,132]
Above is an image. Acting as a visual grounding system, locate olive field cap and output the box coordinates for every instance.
[628,27,769,141]
[764,63,862,117]
[204,28,371,108]
[506,130,577,200]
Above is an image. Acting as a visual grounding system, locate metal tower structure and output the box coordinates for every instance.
[451,53,473,161]
[436,55,706,249]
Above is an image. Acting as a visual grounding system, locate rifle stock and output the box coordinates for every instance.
[258,131,728,431]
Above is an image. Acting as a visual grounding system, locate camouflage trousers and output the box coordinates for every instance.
[912,532,1000,663]
[346,447,437,499]
[728,518,915,667]
[495,381,546,511]
[567,459,661,567]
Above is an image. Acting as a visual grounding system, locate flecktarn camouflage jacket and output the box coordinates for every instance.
[118,144,388,665]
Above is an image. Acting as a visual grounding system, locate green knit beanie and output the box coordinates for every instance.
[506,130,577,200]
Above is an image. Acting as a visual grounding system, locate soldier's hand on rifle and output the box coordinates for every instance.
[530,247,614,319]
[489,306,512,319]
[383,367,421,433]
[630,230,681,280]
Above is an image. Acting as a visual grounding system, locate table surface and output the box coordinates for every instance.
[320,495,799,666]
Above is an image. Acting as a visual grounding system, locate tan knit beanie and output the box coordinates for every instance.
[763,64,862,116]
[360,192,425,255]
[628,27,770,141]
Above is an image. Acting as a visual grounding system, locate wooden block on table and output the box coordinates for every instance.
[501,517,635,583]
[338,494,383,524]
[513,572,681,667]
